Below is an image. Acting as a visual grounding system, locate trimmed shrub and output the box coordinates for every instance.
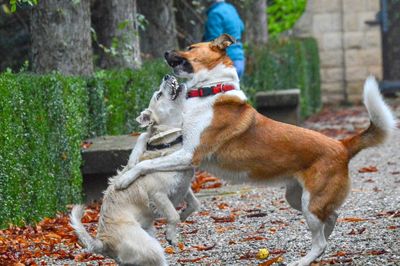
[0,73,87,228]
[88,60,169,136]
[243,37,321,117]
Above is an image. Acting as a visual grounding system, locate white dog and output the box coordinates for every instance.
[115,34,396,265]
[70,75,199,266]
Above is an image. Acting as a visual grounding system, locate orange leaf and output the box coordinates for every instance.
[241,236,267,242]
[217,202,229,209]
[211,214,235,223]
[177,256,207,263]
[338,217,368,223]
[358,166,378,173]
[193,243,216,251]
[178,242,185,251]
[164,246,175,254]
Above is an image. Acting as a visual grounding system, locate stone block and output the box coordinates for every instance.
[343,0,366,12]
[358,11,379,31]
[365,30,381,48]
[344,13,359,31]
[255,89,300,125]
[346,66,368,81]
[313,0,341,13]
[366,0,380,11]
[344,32,364,49]
[322,32,343,50]
[313,13,341,33]
[361,48,382,65]
[81,135,138,201]
[322,92,344,104]
[347,80,364,95]
[321,82,343,94]
[321,67,344,83]
[345,49,364,67]
[367,65,383,79]
[320,50,344,67]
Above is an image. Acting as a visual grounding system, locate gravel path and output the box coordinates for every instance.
[33,101,400,266]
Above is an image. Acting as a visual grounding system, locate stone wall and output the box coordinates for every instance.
[293,0,382,103]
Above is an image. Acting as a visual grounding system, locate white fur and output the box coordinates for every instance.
[71,76,200,266]
[363,76,397,135]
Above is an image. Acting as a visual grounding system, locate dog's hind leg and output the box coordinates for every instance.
[180,189,201,221]
[324,211,338,240]
[289,190,327,266]
[152,193,180,245]
[285,180,303,212]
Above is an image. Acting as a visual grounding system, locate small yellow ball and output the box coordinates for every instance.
[257,248,270,259]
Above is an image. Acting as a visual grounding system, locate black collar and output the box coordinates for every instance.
[146,135,183,151]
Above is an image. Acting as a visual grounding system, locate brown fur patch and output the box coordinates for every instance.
[193,95,355,221]
[176,42,233,72]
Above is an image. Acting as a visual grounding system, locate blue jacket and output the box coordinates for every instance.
[204,2,245,61]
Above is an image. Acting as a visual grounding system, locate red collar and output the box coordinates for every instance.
[187,83,236,98]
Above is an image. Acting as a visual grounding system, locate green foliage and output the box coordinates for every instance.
[8,0,37,13]
[0,73,87,228]
[0,60,168,228]
[243,37,321,117]
[267,0,307,36]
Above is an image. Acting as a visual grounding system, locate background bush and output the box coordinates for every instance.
[0,73,88,228]
[0,60,168,228]
[243,37,321,117]
[267,0,307,36]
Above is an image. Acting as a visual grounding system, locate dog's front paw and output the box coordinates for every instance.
[114,170,140,190]
[162,75,180,100]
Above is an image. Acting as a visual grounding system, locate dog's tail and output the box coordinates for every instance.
[341,76,397,158]
[70,205,104,253]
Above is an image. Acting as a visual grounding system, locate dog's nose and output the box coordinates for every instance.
[163,74,171,81]
[164,51,170,60]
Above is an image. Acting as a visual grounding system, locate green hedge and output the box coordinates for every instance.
[0,73,88,228]
[88,60,169,136]
[243,37,321,117]
[0,60,168,228]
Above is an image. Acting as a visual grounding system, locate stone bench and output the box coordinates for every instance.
[81,135,138,202]
[255,89,300,125]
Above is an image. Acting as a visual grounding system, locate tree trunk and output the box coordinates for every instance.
[231,0,268,45]
[174,0,205,48]
[92,0,141,69]
[31,0,93,75]
[246,0,268,44]
[137,0,177,58]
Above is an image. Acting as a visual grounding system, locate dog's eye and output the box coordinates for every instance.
[186,46,194,51]
[156,92,162,100]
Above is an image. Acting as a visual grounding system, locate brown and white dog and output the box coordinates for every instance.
[115,34,397,265]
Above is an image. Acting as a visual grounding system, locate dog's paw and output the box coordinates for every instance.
[114,171,138,190]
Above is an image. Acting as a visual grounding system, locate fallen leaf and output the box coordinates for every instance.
[348,227,366,235]
[177,256,207,263]
[217,202,229,209]
[366,249,387,255]
[338,217,368,223]
[387,225,398,230]
[81,140,93,149]
[193,243,216,251]
[177,242,185,251]
[358,166,378,173]
[210,214,235,223]
[164,246,175,254]
[241,236,268,242]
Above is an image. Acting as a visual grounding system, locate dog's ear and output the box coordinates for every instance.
[136,109,153,128]
[210,34,236,51]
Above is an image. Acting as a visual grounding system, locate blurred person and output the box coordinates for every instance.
[203,0,245,78]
